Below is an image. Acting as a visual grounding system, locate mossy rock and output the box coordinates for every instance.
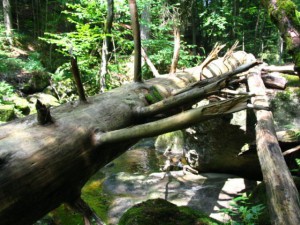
[0,104,15,122]
[28,93,60,107]
[9,96,30,115]
[20,71,50,94]
[119,198,222,225]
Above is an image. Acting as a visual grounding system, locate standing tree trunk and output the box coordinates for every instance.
[140,1,151,42]
[2,0,13,45]
[99,0,114,92]
[129,0,142,82]
[261,0,300,73]
[170,27,180,74]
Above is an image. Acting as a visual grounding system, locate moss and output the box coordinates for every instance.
[37,172,112,225]
[178,206,222,225]
[282,74,300,87]
[277,0,300,30]
[145,86,164,104]
[119,198,222,225]
[0,104,15,122]
[81,177,113,222]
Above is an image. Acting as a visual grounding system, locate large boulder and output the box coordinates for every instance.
[19,71,50,94]
[26,93,60,115]
[119,198,222,225]
[7,95,30,115]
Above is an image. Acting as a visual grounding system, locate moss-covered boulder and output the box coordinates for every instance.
[20,71,50,94]
[119,198,222,225]
[0,104,15,122]
[28,93,60,107]
[8,96,30,115]
[27,93,60,115]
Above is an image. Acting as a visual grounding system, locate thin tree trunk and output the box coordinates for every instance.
[70,56,87,102]
[99,0,114,92]
[170,27,180,74]
[142,47,160,77]
[140,1,151,41]
[2,0,13,45]
[129,0,142,82]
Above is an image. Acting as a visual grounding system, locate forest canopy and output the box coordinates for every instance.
[1,0,299,103]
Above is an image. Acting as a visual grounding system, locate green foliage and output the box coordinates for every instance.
[220,195,265,225]
[291,158,300,173]
[40,0,134,93]
[0,50,45,74]
[0,81,14,104]
[270,90,300,127]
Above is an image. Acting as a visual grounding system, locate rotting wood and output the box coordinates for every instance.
[262,64,298,75]
[247,66,300,225]
[0,53,256,225]
[261,72,287,90]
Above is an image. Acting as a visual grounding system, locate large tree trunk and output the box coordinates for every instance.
[247,67,300,225]
[0,57,257,225]
[261,0,300,73]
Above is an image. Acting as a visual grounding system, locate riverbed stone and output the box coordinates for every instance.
[19,71,50,94]
[103,171,257,224]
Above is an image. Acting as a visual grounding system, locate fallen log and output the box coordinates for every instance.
[0,61,257,225]
[247,67,300,225]
[261,72,287,90]
[262,64,298,75]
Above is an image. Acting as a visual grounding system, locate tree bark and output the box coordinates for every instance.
[261,72,287,90]
[261,0,300,73]
[99,0,114,92]
[70,56,87,102]
[247,67,300,225]
[0,58,256,225]
[128,0,142,82]
[170,27,181,74]
[262,64,298,75]
[2,0,13,45]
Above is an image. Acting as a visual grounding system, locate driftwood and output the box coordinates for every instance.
[262,64,298,75]
[261,72,287,90]
[247,67,300,225]
[0,57,258,225]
